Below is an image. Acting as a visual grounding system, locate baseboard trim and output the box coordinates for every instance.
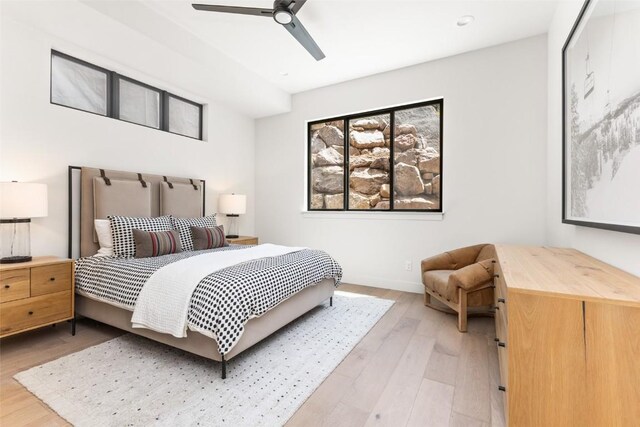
[341,275,424,294]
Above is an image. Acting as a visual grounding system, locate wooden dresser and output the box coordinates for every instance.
[493,245,640,426]
[0,257,75,338]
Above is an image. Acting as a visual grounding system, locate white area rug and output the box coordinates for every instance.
[15,292,393,427]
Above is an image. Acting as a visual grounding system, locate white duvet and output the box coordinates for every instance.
[131,244,306,338]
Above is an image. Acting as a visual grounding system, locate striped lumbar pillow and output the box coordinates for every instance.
[132,229,182,258]
[171,215,217,252]
[190,225,228,251]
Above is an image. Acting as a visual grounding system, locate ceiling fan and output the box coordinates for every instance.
[192,0,325,61]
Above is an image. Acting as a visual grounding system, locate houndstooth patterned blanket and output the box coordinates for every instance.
[75,246,342,355]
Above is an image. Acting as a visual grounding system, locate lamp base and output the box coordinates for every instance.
[0,255,32,264]
[225,214,240,240]
[1,218,32,264]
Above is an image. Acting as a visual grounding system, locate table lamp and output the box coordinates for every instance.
[218,193,246,239]
[0,182,48,263]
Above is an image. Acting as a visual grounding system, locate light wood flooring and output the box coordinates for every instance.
[0,284,505,427]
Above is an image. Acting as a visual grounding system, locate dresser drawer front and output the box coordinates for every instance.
[31,263,72,296]
[0,269,30,303]
[498,344,509,423]
[497,331,508,383]
[494,268,506,294]
[0,290,72,335]
[495,307,507,344]
[494,273,508,320]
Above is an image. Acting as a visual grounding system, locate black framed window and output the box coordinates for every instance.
[114,75,162,129]
[50,50,204,140]
[51,52,110,116]
[166,94,203,140]
[308,99,443,212]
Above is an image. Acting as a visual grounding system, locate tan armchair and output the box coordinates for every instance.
[421,244,496,332]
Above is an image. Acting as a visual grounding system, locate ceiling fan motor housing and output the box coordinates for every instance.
[273,0,294,25]
[273,8,293,25]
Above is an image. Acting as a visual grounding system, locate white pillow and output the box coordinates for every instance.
[94,219,114,256]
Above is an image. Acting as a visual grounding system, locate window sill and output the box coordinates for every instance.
[301,211,444,221]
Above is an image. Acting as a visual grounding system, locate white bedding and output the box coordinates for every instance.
[131,244,306,338]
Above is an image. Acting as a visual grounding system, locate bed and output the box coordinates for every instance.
[68,166,342,378]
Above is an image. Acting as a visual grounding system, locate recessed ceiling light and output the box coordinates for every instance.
[457,15,475,27]
[279,71,289,77]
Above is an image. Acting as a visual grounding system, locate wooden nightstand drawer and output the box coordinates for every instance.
[31,263,72,296]
[0,257,75,338]
[228,236,259,245]
[0,268,30,303]
[0,290,72,335]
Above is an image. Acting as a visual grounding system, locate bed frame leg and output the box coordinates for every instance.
[221,355,227,380]
[330,296,333,307]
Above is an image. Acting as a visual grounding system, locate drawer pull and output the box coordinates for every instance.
[498,298,506,303]
[498,386,506,392]
[493,305,500,310]
[494,337,499,342]
[4,285,9,289]
[49,277,56,282]
[494,274,500,278]
[498,341,506,348]
[28,311,34,315]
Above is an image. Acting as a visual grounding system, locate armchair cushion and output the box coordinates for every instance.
[476,244,497,262]
[448,259,494,291]
[421,253,456,273]
[422,270,456,302]
[421,244,490,272]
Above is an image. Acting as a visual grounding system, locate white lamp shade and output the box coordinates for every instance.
[218,194,246,215]
[0,182,48,218]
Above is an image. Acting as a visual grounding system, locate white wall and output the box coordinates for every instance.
[256,36,548,293]
[546,2,640,276]
[0,4,256,259]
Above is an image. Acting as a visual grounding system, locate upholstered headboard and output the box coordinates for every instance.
[69,166,205,258]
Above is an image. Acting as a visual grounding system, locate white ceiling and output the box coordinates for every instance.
[144,0,559,93]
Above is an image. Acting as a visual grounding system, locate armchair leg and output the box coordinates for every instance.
[458,288,468,332]
[424,290,431,306]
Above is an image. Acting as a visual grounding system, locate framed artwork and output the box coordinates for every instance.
[562,0,640,234]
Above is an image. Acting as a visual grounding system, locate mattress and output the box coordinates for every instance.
[75,245,342,355]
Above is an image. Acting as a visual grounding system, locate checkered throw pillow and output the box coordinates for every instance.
[108,215,173,258]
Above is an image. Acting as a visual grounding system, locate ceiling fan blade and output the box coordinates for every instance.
[291,0,307,14]
[192,4,272,17]
[283,15,325,61]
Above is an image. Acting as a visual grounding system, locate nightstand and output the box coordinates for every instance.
[227,236,259,245]
[0,257,75,338]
